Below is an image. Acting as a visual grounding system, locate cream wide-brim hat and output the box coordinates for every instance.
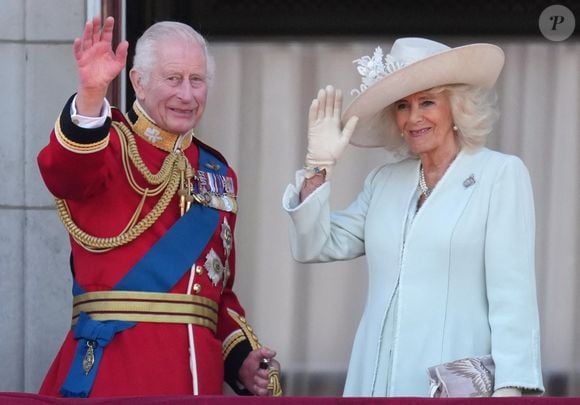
[342,37,505,148]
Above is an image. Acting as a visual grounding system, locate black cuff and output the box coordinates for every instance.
[59,94,112,144]
[224,339,253,395]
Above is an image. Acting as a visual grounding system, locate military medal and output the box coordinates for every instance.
[220,219,233,288]
[204,249,225,286]
[221,219,232,257]
[191,170,237,213]
[205,161,221,171]
[82,340,96,375]
[222,195,232,212]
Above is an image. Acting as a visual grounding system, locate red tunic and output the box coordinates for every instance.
[37,97,256,397]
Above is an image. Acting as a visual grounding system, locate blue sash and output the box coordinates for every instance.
[60,313,135,398]
[61,145,226,397]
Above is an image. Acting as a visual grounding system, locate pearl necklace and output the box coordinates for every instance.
[419,166,432,198]
[418,146,461,199]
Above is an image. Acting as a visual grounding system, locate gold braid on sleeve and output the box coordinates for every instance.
[55,122,191,253]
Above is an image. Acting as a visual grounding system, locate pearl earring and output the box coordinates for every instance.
[453,125,458,131]
[400,132,404,138]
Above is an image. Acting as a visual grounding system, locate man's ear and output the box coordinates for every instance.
[129,68,144,100]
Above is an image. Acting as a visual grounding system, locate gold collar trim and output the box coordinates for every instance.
[129,101,193,153]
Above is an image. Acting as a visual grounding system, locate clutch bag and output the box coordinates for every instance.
[427,355,495,397]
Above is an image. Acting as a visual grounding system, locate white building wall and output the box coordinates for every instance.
[0,0,85,393]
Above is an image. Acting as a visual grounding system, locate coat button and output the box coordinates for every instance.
[195,265,203,275]
[193,283,202,294]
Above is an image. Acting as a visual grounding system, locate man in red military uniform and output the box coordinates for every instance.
[37,16,281,398]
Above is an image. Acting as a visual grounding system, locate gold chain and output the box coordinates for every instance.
[55,121,190,253]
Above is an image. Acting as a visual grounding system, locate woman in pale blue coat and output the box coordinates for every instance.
[282,38,544,397]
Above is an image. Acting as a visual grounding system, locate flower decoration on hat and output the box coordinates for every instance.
[351,47,406,96]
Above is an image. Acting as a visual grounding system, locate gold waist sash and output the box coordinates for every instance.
[72,291,218,333]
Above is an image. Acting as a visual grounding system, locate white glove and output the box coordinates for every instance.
[304,85,359,179]
[492,387,522,397]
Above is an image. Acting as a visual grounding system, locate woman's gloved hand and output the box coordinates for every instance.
[304,85,359,179]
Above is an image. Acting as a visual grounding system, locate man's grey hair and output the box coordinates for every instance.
[132,21,216,86]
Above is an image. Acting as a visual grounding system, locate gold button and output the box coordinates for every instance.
[193,283,202,294]
[195,265,203,275]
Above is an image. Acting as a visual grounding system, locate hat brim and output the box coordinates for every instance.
[342,43,505,147]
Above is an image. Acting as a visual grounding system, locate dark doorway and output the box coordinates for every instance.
[121,0,578,107]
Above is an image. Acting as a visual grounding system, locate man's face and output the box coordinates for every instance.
[133,39,208,134]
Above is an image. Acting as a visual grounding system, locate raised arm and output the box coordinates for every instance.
[73,16,128,116]
[300,85,358,201]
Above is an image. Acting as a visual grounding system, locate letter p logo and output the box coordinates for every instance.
[539,5,576,41]
[550,15,566,30]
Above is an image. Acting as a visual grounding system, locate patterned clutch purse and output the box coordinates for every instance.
[428,355,495,397]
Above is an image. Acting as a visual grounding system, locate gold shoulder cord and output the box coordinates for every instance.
[55,121,191,253]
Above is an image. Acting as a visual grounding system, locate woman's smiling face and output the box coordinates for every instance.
[395,90,455,155]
